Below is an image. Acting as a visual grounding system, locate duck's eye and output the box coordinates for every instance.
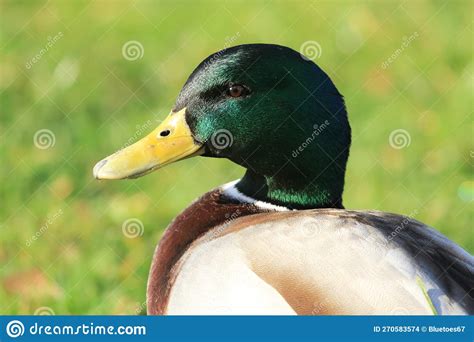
[227,85,246,98]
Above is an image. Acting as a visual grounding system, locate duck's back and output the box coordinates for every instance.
[148,187,474,315]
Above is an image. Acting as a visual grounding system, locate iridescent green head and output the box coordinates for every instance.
[94,44,351,209]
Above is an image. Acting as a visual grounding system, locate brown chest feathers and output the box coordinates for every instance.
[146,188,267,314]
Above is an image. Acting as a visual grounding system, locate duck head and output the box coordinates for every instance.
[94,44,351,209]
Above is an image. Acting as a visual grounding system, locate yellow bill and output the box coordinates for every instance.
[93,108,203,180]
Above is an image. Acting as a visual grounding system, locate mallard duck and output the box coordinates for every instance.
[93,44,473,315]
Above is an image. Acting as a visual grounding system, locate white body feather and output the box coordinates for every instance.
[166,186,473,315]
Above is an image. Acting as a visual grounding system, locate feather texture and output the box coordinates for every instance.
[166,206,473,315]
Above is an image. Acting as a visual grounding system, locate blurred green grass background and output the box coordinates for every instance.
[1,0,472,314]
